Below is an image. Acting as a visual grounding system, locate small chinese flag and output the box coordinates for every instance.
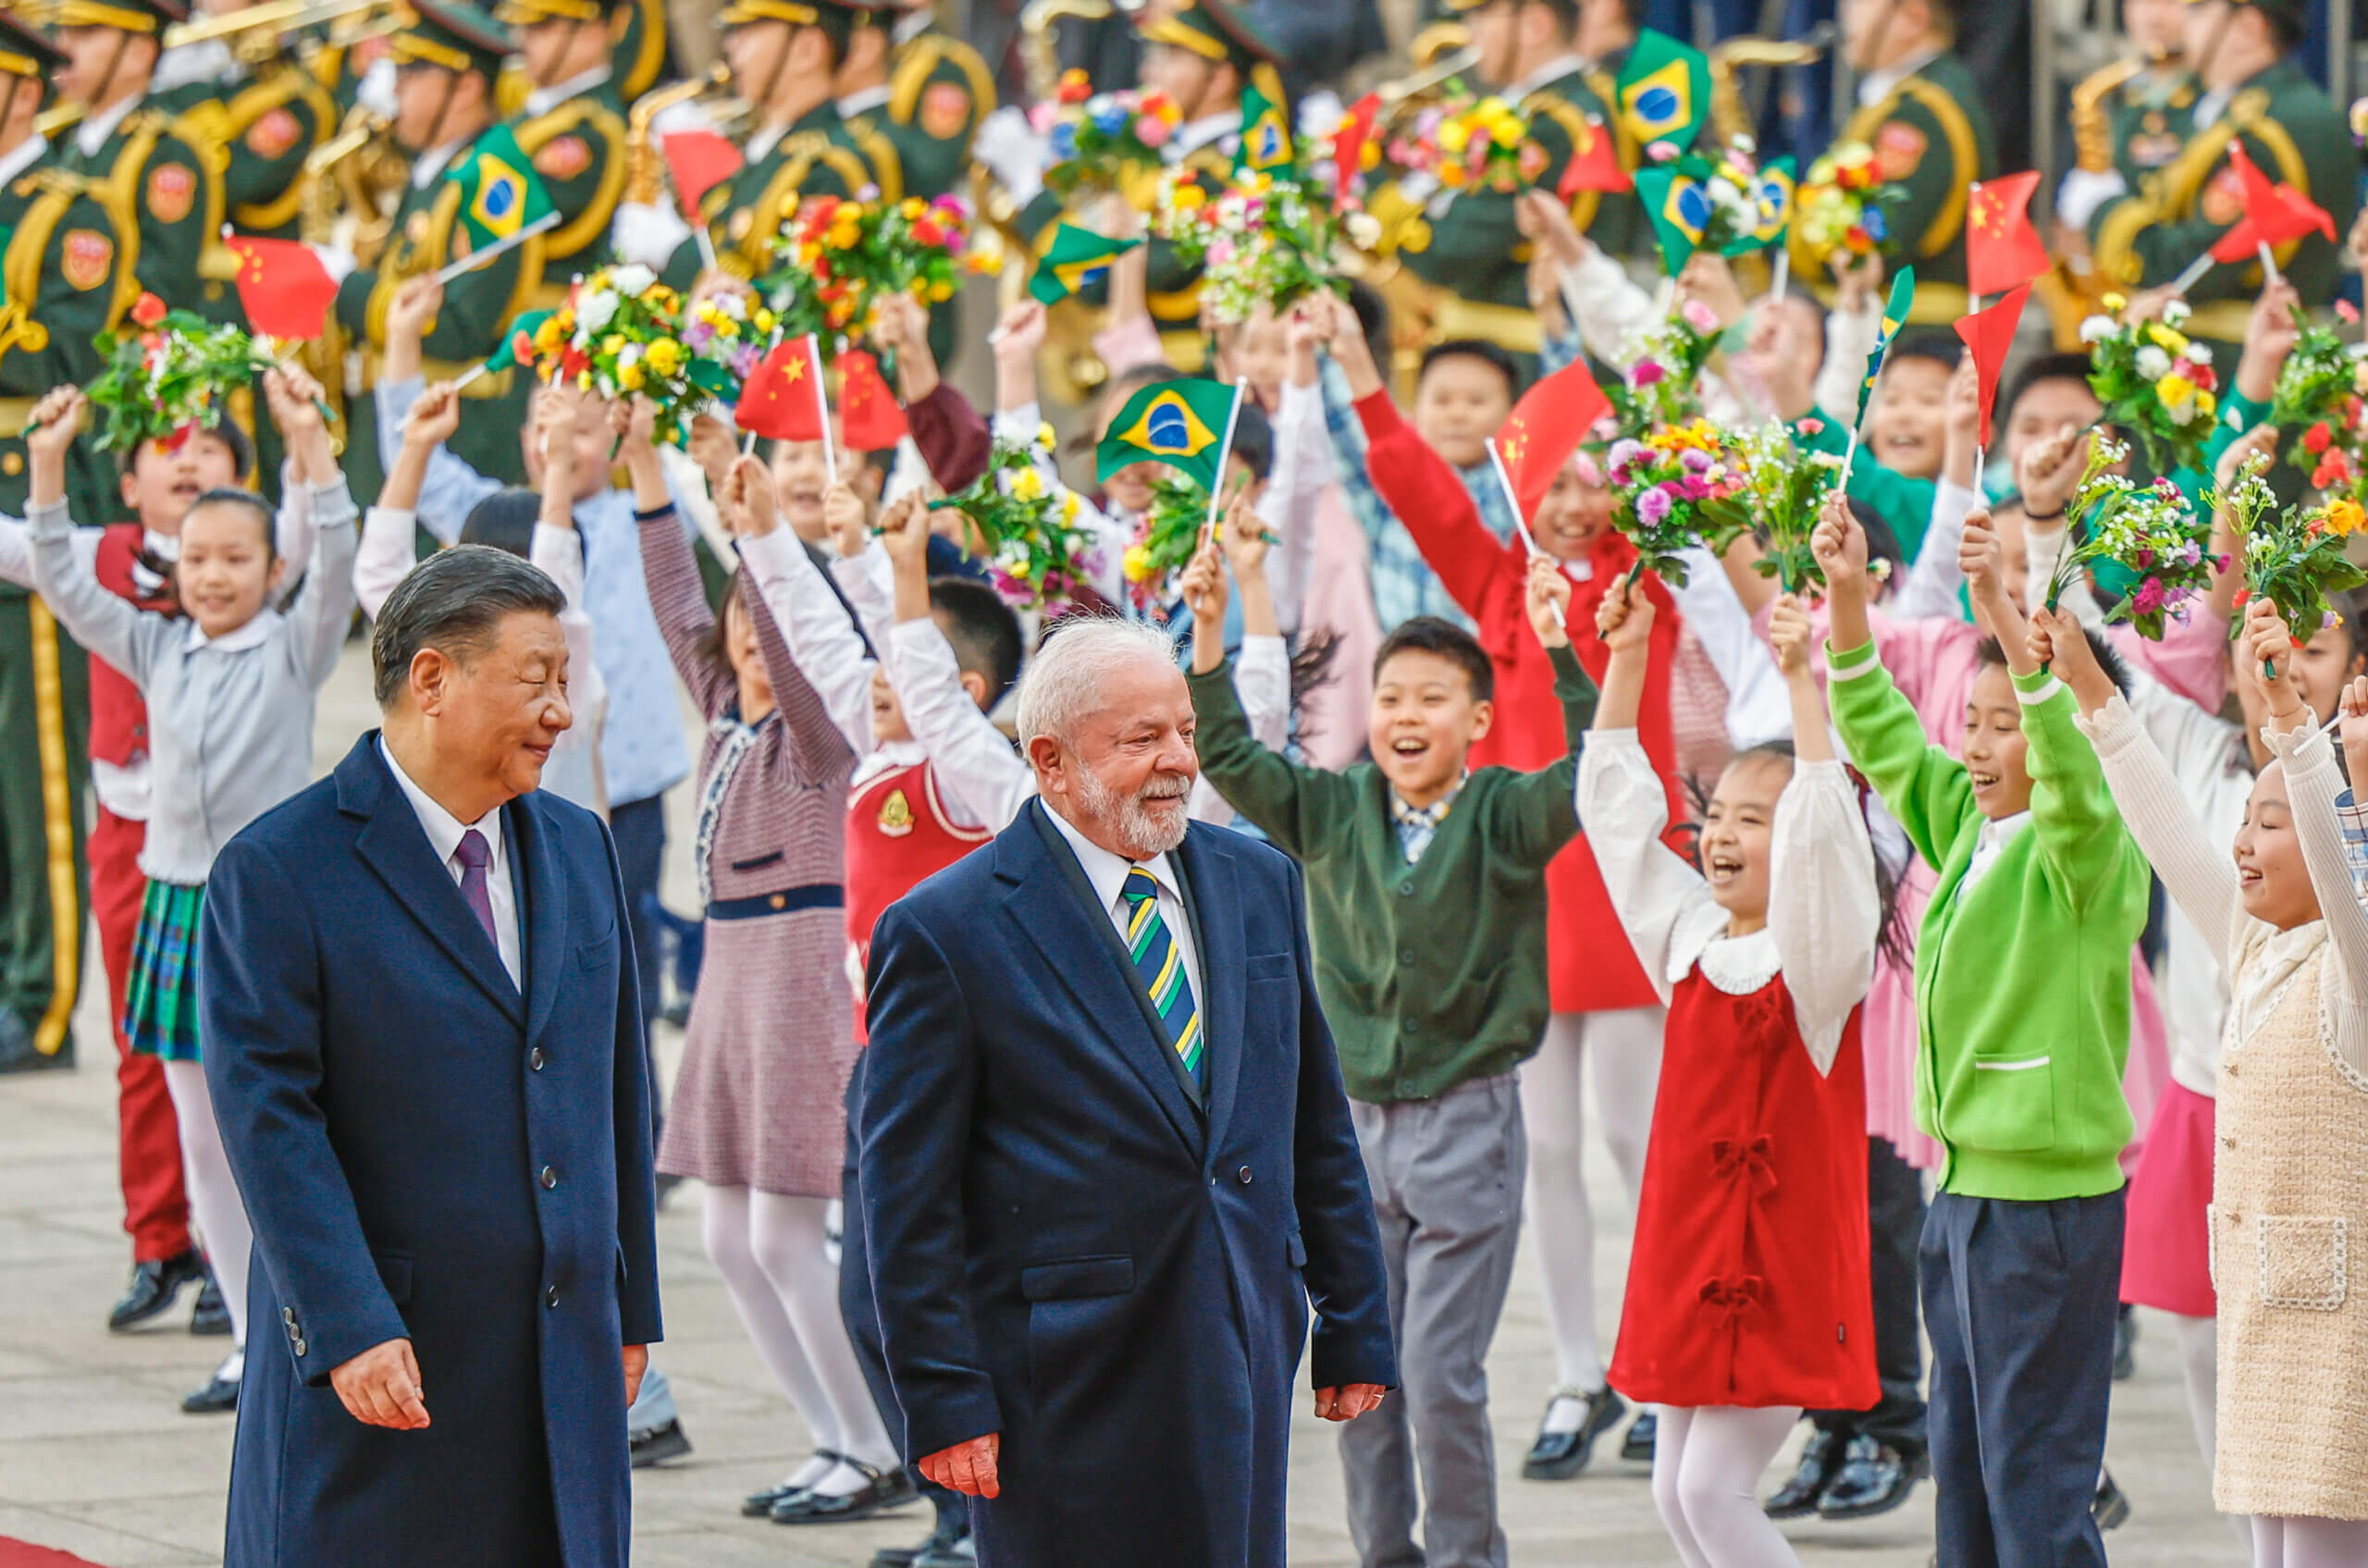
[736,335,828,441]
[838,350,907,450]
[1558,116,1634,199]
[1494,361,1613,521]
[661,130,744,223]
[1965,170,2048,300]
[2209,140,2336,263]
[1330,92,1380,204]
[226,236,339,340]
[1953,284,2031,449]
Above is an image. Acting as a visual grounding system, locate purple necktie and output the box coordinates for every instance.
[453,828,500,951]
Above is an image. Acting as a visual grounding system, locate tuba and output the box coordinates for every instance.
[1018,0,1114,105]
[625,62,735,208]
[1707,32,1826,145]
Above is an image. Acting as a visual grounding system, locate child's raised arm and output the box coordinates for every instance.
[1589,575,1651,731]
[24,388,168,685]
[1769,594,1830,763]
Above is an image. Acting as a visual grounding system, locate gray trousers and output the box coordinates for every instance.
[1340,1072,1526,1568]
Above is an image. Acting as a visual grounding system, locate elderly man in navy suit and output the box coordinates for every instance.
[857,617,1398,1567]
[200,546,660,1568]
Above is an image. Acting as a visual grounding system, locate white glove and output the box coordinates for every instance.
[306,242,359,285]
[612,200,694,272]
[2054,168,2130,235]
[357,56,397,120]
[973,105,1048,207]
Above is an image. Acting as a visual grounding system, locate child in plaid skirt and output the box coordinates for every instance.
[25,376,354,1415]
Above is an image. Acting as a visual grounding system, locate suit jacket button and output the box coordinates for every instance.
[1399,948,1417,966]
[539,1165,559,1190]
[282,1307,296,1325]
[545,1285,560,1309]
[292,1338,306,1356]
[529,1047,547,1071]
[1237,1166,1253,1185]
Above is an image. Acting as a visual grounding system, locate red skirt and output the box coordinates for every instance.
[2119,1080,2216,1318]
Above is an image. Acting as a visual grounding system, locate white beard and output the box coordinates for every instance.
[1070,761,1190,859]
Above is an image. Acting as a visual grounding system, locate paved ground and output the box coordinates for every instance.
[0,642,2249,1565]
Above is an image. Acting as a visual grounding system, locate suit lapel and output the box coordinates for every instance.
[512,796,571,1047]
[1005,803,1204,1156]
[1177,827,1246,1155]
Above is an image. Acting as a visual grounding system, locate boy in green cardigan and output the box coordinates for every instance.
[1815,492,2147,1568]
[1182,525,1593,1568]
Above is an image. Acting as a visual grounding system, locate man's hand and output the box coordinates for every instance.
[1525,552,1572,650]
[919,1432,1000,1498]
[1314,1385,1388,1422]
[622,1344,648,1408]
[329,1337,430,1430]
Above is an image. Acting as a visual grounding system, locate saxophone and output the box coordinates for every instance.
[1707,33,1825,146]
[626,63,734,208]
[1019,0,1116,105]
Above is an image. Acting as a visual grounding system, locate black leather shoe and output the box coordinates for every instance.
[913,1530,975,1568]
[110,1250,207,1331]
[1619,1408,1657,1463]
[772,1462,920,1524]
[2112,1305,2137,1381]
[744,1452,845,1516]
[1523,1385,1628,1480]
[190,1273,232,1337]
[1816,1436,1926,1521]
[874,1515,968,1568]
[2093,1466,2131,1531]
[1764,1427,1838,1518]
[181,1371,240,1414]
[629,1418,692,1468]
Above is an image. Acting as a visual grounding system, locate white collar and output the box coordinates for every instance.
[1508,52,1588,105]
[1170,111,1236,158]
[838,83,891,118]
[143,526,179,561]
[0,133,45,188]
[524,63,612,118]
[379,735,508,871]
[412,134,471,189]
[894,11,930,45]
[744,121,788,166]
[153,38,240,95]
[852,738,928,791]
[1976,809,2032,852]
[1858,46,1942,109]
[74,93,141,158]
[1042,800,1182,916]
[182,606,282,654]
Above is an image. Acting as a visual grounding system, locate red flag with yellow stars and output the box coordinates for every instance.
[839,350,908,450]
[736,335,827,442]
[1953,284,2030,449]
[1331,92,1381,204]
[1965,171,2047,300]
[1494,361,1612,521]
[226,236,339,340]
[1557,116,1634,199]
[2209,140,2336,263]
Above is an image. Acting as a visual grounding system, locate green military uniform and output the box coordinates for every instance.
[496,0,634,301]
[0,16,113,1068]
[2091,55,2354,346]
[335,0,547,500]
[1786,50,1995,326]
[2071,55,2198,190]
[172,58,339,241]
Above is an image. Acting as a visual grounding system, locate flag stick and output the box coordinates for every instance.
[2169,251,2215,296]
[695,221,721,278]
[453,361,490,392]
[2257,239,2282,288]
[1654,276,1676,316]
[1202,377,1248,540]
[1770,247,1789,301]
[809,332,837,488]
[1839,421,1863,488]
[1486,438,1566,629]
[431,211,561,287]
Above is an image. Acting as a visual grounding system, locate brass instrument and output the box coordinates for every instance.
[625,62,733,207]
[300,105,405,265]
[1373,44,1480,142]
[1707,34,1824,144]
[162,0,386,52]
[1018,0,1112,105]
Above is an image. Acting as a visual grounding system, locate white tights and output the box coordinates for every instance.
[2166,1311,2253,1545]
[701,1184,897,1492]
[1648,1404,1805,1568]
[2251,1516,2368,1566]
[162,1060,249,1354]
[1521,1007,1662,1398]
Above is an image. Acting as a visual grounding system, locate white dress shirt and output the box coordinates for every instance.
[1960,809,2031,899]
[380,737,523,989]
[1042,803,1204,1029]
[524,64,611,118]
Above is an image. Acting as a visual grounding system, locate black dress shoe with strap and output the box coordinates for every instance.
[1815,1435,1926,1521]
[629,1417,692,1468]
[743,1451,845,1517]
[1764,1426,1839,1519]
[1619,1408,1658,1463]
[1523,1385,1628,1480]
[109,1250,206,1331]
[2093,1465,2131,1531]
[190,1272,232,1337]
[772,1462,920,1524]
[872,1513,967,1568]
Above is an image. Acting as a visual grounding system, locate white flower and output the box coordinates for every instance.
[617,341,643,369]
[606,263,657,298]
[1345,211,1382,250]
[2078,315,2115,343]
[577,289,621,333]
[2185,341,2213,366]
[2135,345,2172,380]
[717,291,748,322]
[2163,298,2192,327]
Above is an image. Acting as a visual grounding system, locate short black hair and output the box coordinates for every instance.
[458,488,540,561]
[929,575,1024,704]
[1106,360,1186,403]
[2335,590,2368,664]
[1887,330,1962,374]
[185,486,278,562]
[2003,352,2099,424]
[1344,279,1393,373]
[371,544,566,706]
[125,419,255,482]
[1417,339,1521,404]
[1974,629,2131,696]
[1848,497,1904,581]
[1374,615,1493,702]
[1228,399,1274,483]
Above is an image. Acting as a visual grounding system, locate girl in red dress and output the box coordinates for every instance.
[1576,575,1883,1568]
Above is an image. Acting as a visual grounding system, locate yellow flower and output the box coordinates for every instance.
[900,197,927,221]
[533,317,564,351]
[618,361,646,390]
[2157,372,2195,403]
[1011,467,1045,500]
[2328,499,2368,536]
[1438,119,1472,156]
[2102,291,2127,314]
[576,370,593,391]
[1440,161,1467,189]
[754,308,777,334]
[644,339,684,376]
[929,279,955,302]
[1123,543,1153,581]
[1037,420,1058,451]
[2147,322,2190,355]
[1174,182,1205,211]
[602,334,626,356]
[1063,492,1080,523]
[781,193,799,220]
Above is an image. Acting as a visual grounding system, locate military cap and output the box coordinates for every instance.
[1139,0,1282,71]
[495,0,623,29]
[46,0,184,33]
[389,0,514,76]
[0,7,66,72]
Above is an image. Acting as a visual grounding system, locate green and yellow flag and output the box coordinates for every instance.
[450,124,555,252]
[1854,269,1918,428]
[1635,165,1705,275]
[1616,29,1710,155]
[1235,80,1293,176]
[1029,224,1144,305]
[1097,377,1241,492]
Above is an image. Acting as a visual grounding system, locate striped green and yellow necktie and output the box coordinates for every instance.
[1121,866,1202,1085]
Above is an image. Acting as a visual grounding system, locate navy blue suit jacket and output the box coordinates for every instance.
[201,734,660,1568]
[857,800,1396,1568]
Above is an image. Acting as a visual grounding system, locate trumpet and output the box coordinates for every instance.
[162,0,387,51]
[625,63,734,207]
[1018,0,1112,106]
[1378,43,1480,107]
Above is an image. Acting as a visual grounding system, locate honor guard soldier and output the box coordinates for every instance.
[150,8,339,241]
[614,0,878,291]
[2090,0,2354,347]
[837,0,993,204]
[328,0,549,497]
[1786,0,1995,325]
[500,0,632,301]
[2059,0,2196,232]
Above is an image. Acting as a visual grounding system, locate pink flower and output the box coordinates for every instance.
[1572,451,1604,486]
[1647,141,1679,163]
[1681,299,1720,334]
[2132,576,2166,614]
[1678,473,1711,500]
[1631,360,1667,388]
[1798,416,1824,436]
[1635,486,1673,526]
[1030,102,1058,133]
[2343,300,2362,326]
[1678,446,1714,474]
[1136,115,1171,147]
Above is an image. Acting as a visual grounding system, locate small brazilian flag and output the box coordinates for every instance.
[1029,223,1144,305]
[1743,158,1794,253]
[1616,29,1710,155]
[1855,268,1918,429]
[1096,377,1240,492]
[450,124,555,252]
[1235,80,1292,176]
[1635,165,1706,275]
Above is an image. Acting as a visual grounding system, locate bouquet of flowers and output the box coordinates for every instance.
[1121,473,1217,613]
[2224,451,2368,653]
[1151,166,1340,324]
[1604,419,1750,586]
[1681,135,1771,255]
[85,292,278,455]
[524,264,708,445]
[2080,295,2220,477]
[835,192,983,309]
[2268,306,2368,438]
[683,290,778,406]
[940,426,1101,611]
[2040,436,2223,639]
[1726,420,1845,589]
[1793,141,1906,267]
[753,193,874,350]
[1611,298,1726,434]
[1039,70,1183,201]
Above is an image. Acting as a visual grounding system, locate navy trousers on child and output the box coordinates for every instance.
[1922,1188,2126,1568]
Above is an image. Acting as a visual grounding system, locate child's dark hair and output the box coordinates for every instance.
[1374,615,1493,703]
[928,575,1024,705]
[1416,339,1521,404]
[124,420,255,482]
[1976,630,2132,696]
[1709,741,1916,968]
[457,488,540,561]
[2002,352,2098,426]
[1228,399,1275,483]
[1849,498,1905,585]
[186,487,277,562]
[1887,330,1962,374]
[694,568,750,685]
[1287,628,1346,745]
[1344,279,1393,373]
